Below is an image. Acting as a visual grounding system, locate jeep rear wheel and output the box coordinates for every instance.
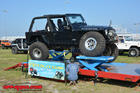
[103,44,119,62]
[128,48,139,57]
[79,31,105,56]
[12,47,18,54]
[29,42,49,60]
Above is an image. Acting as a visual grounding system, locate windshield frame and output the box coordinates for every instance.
[124,36,133,41]
[66,14,86,25]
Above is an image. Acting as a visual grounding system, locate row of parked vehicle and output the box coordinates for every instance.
[0,38,28,54]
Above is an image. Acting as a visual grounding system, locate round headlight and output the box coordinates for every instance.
[108,32,113,36]
[105,29,108,35]
[108,30,115,36]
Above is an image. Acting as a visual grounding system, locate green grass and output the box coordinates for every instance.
[0,49,140,93]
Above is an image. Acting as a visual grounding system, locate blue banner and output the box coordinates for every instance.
[28,60,65,80]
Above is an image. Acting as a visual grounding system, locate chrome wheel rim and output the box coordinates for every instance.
[85,37,97,51]
[130,50,136,56]
[33,48,42,58]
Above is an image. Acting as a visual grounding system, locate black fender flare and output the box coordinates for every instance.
[41,35,49,45]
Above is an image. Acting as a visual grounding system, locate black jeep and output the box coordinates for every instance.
[26,14,118,61]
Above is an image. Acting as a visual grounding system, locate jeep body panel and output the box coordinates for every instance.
[26,30,85,49]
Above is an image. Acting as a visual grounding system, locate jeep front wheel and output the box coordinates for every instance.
[29,42,49,60]
[12,47,18,54]
[79,31,106,56]
[128,48,139,57]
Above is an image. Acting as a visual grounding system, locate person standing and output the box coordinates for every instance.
[66,57,79,85]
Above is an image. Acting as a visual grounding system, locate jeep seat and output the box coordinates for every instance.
[57,19,64,31]
[50,20,57,32]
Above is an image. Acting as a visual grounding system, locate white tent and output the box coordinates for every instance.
[0,36,25,41]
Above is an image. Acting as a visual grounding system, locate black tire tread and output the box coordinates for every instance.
[128,48,139,57]
[29,41,49,60]
[12,47,18,54]
[79,31,106,56]
[103,44,119,63]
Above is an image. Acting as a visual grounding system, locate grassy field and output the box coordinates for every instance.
[0,49,140,93]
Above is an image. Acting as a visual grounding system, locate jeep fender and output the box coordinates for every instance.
[130,46,140,50]
[41,35,49,45]
[29,35,49,46]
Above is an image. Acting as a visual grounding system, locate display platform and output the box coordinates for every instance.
[102,63,140,76]
[4,50,140,84]
[76,56,140,83]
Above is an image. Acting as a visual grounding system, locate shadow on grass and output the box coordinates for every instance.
[119,52,130,56]
[97,78,139,88]
[119,54,140,58]
[78,75,139,88]
[119,54,129,56]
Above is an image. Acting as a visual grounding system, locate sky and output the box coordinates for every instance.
[0,0,140,37]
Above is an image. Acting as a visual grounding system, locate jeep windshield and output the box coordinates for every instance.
[2,41,9,42]
[124,36,133,41]
[67,15,85,24]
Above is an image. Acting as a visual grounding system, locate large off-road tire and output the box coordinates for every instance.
[79,31,106,57]
[128,48,139,57]
[103,44,119,62]
[29,42,49,60]
[12,47,18,54]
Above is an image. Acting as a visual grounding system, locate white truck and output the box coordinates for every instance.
[116,34,140,57]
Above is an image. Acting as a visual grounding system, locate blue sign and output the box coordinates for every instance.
[28,60,65,80]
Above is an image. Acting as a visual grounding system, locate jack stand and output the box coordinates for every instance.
[93,71,98,86]
[49,50,70,61]
[76,56,114,71]
[76,56,114,85]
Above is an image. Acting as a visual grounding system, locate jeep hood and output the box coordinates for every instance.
[72,25,114,31]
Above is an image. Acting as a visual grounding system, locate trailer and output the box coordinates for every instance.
[4,50,140,86]
[77,56,140,83]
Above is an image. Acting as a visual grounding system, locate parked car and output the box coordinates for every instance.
[1,40,11,49]
[116,34,140,57]
[11,38,29,54]
[26,13,118,61]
